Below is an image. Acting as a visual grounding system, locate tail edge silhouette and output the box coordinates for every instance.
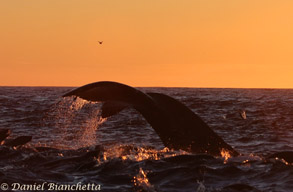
[63,81,239,156]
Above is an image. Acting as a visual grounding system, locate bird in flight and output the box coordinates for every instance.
[98,41,103,44]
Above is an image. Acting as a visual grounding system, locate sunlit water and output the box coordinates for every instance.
[0,87,292,192]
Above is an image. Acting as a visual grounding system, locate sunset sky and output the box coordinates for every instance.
[0,0,292,88]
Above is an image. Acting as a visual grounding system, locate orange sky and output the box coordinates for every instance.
[0,0,292,88]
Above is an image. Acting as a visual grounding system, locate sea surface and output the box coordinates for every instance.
[0,87,292,192]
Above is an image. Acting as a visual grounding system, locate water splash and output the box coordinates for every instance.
[101,145,186,162]
[102,145,162,162]
[132,168,156,192]
[221,149,231,164]
[42,97,106,149]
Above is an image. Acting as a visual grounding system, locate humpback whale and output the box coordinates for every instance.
[63,81,239,157]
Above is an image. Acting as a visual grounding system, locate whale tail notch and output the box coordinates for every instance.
[101,101,128,118]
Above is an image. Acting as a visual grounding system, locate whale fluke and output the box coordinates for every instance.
[63,81,239,156]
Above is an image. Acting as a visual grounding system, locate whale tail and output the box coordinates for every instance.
[63,81,239,156]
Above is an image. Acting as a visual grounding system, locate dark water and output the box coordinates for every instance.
[0,87,292,192]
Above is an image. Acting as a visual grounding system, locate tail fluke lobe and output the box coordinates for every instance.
[148,92,239,156]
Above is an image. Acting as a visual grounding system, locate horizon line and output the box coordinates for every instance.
[0,84,292,90]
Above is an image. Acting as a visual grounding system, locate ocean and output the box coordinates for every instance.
[0,86,292,192]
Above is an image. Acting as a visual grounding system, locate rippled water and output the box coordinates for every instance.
[0,87,292,192]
